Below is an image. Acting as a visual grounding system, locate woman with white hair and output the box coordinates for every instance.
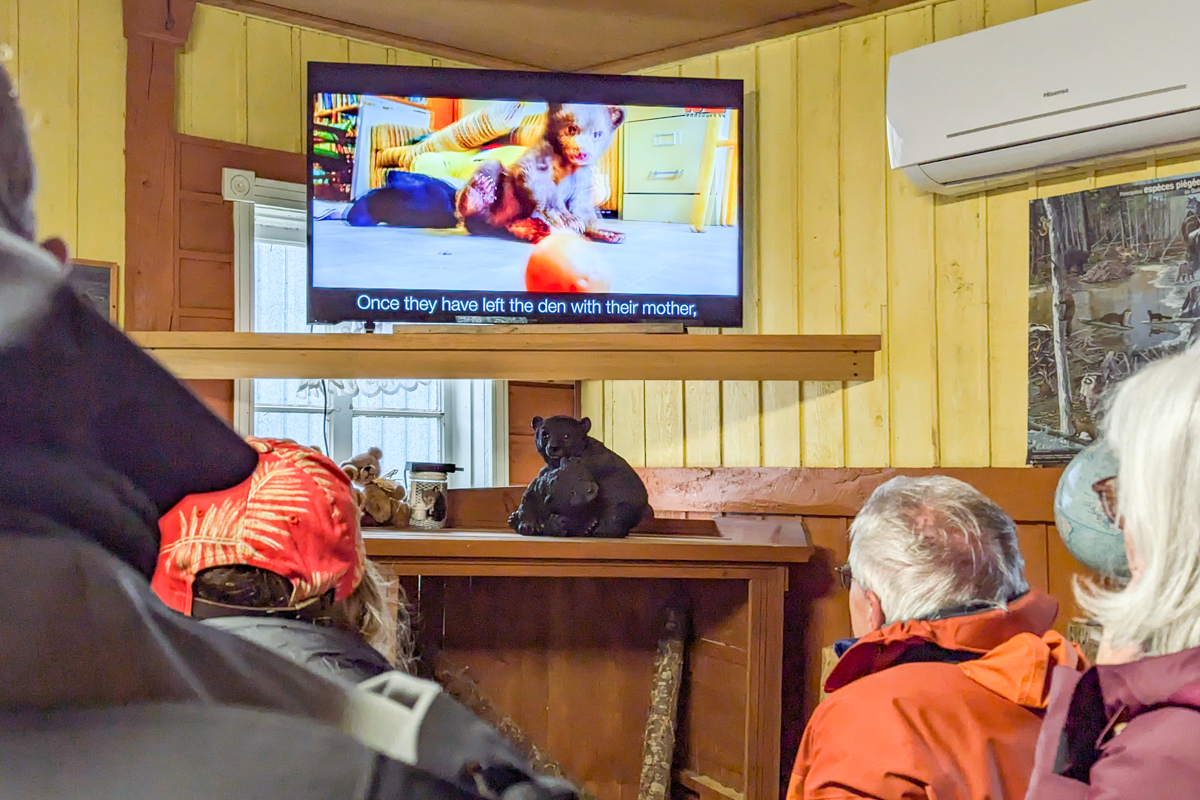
[1027,343,1200,799]
[788,475,1085,800]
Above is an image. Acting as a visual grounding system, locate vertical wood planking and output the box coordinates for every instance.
[580,381,606,446]
[247,18,301,152]
[607,381,646,468]
[755,38,798,467]
[676,53,729,465]
[76,0,124,269]
[0,0,17,81]
[933,0,990,467]
[642,62,687,467]
[984,0,1035,26]
[20,0,78,248]
[884,7,938,467]
[839,17,890,467]
[644,380,684,466]
[986,183,1032,466]
[717,46,762,472]
[389,49,436,67]
[679,56,723,467]
[798,29,844,467]
[178,6,247,143]
[299,28,349,110]
[348,40,389,65]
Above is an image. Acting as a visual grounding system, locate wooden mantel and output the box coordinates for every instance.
[126,331,880,382]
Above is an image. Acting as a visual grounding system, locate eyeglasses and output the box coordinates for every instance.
[1092,476,1119,525]
[834,562,854,592]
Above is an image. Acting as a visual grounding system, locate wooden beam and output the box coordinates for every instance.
[635,466,1065,524]
[582,0,917,74]
[201,0,546,71]
[126,331,881,382]
[124,0,196,332]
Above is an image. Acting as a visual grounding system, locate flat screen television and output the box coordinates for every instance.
[308,63,743,328]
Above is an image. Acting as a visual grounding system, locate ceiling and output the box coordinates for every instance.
[214,0,903,73]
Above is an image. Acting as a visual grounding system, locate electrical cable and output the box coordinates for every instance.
[321,379,330,456]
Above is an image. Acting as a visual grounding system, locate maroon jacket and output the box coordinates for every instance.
[1026,645,1200,799]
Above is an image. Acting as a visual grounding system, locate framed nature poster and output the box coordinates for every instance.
[1028,173,1200,465]
[67,259,118,323]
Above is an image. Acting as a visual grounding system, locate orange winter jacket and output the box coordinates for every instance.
[787,591,1085,800]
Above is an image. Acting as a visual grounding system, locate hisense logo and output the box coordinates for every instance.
[1044,88,1070,98]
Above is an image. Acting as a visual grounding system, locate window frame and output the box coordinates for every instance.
[225,170,508,488]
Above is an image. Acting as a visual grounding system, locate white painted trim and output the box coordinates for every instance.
[491,380,510,487]
[232,195,256,437]
[222,168,256,203]
[254,178,307,210]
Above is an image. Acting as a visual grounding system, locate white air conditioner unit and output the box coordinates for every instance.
[887,0,1200,196]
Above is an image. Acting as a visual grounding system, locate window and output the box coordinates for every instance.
[229,175,505,488]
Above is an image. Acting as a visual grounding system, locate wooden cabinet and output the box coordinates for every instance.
[367,498,812,800]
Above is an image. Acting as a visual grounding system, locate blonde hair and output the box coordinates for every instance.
[1077,344,1200,657]
[849,475,1027,623]
[331,558,416,673]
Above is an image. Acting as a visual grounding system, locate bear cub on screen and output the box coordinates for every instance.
[457,103,626,245]
[508,415,651,538]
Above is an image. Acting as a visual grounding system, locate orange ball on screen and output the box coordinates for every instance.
[525,234,611,293]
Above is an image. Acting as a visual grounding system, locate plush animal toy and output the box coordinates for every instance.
[360,475,410,528]
[340,447,383,484]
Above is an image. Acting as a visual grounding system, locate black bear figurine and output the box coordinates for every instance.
[508,416,651,539]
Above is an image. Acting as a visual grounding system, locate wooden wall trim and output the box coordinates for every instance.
[637,467,1063,524]
[124,18,191,330]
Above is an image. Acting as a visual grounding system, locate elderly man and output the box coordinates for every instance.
[787,476,1085,800]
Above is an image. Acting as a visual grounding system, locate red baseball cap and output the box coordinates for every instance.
[151,437,365,616]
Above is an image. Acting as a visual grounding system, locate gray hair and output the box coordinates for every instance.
[848,475,1028,624]
[1078,344,1200,657]
[0,63,35,241]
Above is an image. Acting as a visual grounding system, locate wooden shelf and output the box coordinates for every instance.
[127,331,880,381]
[363,516,813,565]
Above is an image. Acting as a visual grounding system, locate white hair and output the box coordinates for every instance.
[848,475,1028,624]
[1077,344,1200,657]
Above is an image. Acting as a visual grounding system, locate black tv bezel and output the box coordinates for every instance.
[306,62,745,329]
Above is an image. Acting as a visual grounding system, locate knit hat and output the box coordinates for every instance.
[152,438,366,616]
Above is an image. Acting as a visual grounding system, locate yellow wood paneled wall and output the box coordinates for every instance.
[176,5,476,153]
[0,0,126,322]
[177,1,1200,470]
[584,0,1200,469]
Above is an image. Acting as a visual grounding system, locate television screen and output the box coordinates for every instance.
[308,64,743,327]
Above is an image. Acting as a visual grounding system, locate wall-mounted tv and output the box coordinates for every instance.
[307,63,744,328]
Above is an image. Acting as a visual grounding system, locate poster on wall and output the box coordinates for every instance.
[1028,173,1200,465]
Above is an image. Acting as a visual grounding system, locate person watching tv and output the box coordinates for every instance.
[1026,344,1200,800]
[788,475,1086,800]
[151,436,405,683]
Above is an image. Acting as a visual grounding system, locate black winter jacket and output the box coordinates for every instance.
[205,616,395,683]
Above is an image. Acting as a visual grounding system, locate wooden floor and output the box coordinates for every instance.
[311,217,740,296]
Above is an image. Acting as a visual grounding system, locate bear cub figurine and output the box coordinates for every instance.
[509,415,651,538]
